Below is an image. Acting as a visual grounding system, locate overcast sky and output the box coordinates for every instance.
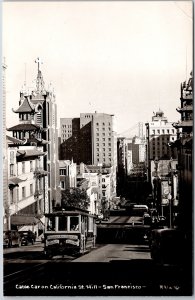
[3,1,193,135]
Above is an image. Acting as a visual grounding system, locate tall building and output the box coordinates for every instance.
[60,112,117,196]
[172,72,193,233]
[3,59,8,230]
[117,137,127,173]
[145,110,177,182]
[7,59,60,213]
[131,136,146,164]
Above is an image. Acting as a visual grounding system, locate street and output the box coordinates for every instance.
[4,240,192,296]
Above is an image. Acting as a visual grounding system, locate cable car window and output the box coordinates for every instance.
[58,216,67,231]
[70,216,79,231]
[85,216,88,231]
[88,217,93,232]
[47,216,55,231]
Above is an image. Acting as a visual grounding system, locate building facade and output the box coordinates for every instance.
[7,61,60,212]
[145,110,177,183]
[60,112,117,196]
[59,160,77,191]
[132,136,146,164]
[172,72,193,235]
[3,60,8,230]
[6,136,46,235]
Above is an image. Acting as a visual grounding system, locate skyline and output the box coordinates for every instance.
[3,1,193,134]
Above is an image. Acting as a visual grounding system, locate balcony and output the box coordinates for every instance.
[34,168,48,178]
[172,120,193,129]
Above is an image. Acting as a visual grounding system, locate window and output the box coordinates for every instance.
[30,184,33,195]
[109,148,111,151]
[61,181,65,189]
[96,123,99,126]
[109,143,111,146]
[102,178,105,182]
[97,143,99,146]
[96,138,99,141]
[10,164,14,176]
[103,138,105,141]
[58,216,67,231]
[102,123,105,126]
[102,128,105,131]
[102,133,105,136]
[47,216,55,231]
[97,133,99,136]
[22,187,26,198]
[108,138,111,141]
[10,189,14,204]
[152,130,155,134]
[30,161,33,172]
[10,151,14,163]
[157,130,160,134]
[162,129,165,134]
[103,148,105,152]
[22,162,25,173]
[167,129,170,134]
[172,129,174,133]
[103,143,105,146]
[88,217,94,232]
[97,148,99,152]
[70,216,79,231]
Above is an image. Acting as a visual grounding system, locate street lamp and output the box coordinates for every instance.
[168,193,172,228]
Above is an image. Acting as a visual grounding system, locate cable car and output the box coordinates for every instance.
[44,207,97,258]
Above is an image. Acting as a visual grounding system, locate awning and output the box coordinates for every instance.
[11,215,41,226]
[9,177,27,187]
[17,149,45,157]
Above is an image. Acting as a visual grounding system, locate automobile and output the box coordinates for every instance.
[157,215,167,227]
[3,231,10,248]
[150,228,186,265]
[3,230,21,248]
[20,230,36,246]
[143,213,152,225]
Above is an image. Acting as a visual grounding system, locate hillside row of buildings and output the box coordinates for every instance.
[3,60,193,245]
[3,62,118,236]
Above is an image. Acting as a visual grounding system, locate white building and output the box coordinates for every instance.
[7,136,47,236]
[59,160,77,190]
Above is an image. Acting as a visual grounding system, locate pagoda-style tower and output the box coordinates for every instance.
[172,72,193,257]
[7,59,60,216]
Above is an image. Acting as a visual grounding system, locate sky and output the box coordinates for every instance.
[3,1,193,135]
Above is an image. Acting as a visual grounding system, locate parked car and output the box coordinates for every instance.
[3,230,21,247]
[143,213,152,225]
[20,231,36,246]
[3,231,10,248]
[150,228,186,265]
[157,215,167,227]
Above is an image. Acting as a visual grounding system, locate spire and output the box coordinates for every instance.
[35,57,45,93]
